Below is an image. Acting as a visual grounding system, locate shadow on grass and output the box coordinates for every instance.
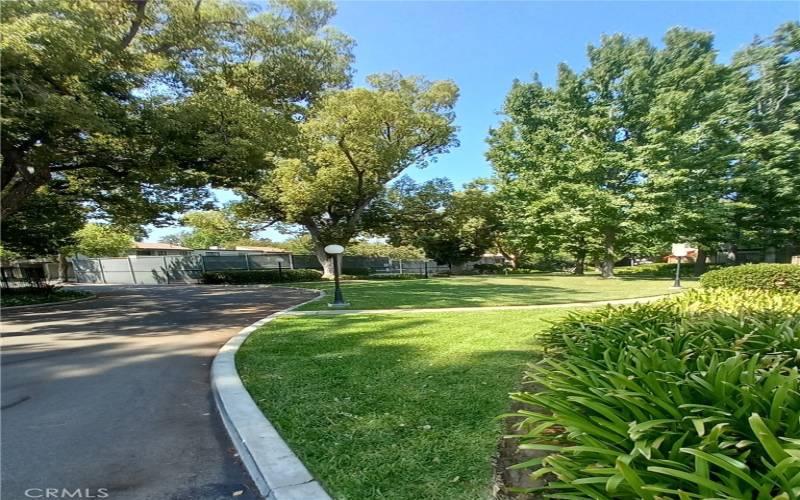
[237,313,549,500]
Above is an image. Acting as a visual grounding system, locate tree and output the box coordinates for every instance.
[727,22,800,257]
[0,182,86,258]
[1,0,353,225]
[489,51,650,278]
[640,29,739,275]
[378,177,494,268]
[238,73,459,277]
[67,224,135,258]
[488,28,750,277]
[168,209,267,249]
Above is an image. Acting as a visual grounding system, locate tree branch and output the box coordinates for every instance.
[121,0,148,50]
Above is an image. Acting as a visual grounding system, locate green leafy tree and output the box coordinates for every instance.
[238,73,459,276]
[379,177,494,268]
[170,209,266,249]
[0,182,86,258]
[489,53,649,278]
[489,28,756,277]
[1,0,353,225]
[68,224,135,257]
[727,22,800,256]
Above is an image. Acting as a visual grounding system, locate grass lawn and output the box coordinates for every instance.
[0,288,92,307]
[237,309,569,499]
[285,274,696,311]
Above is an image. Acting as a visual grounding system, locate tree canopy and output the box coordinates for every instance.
[238,73,459,275]
[1,0,353,225]
[487,22,800,276]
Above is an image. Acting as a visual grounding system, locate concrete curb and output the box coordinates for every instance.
[211,290,330,500]
[1,293,97,311]
[284,293,674,316]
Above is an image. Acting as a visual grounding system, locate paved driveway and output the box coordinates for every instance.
[1,285,318,500]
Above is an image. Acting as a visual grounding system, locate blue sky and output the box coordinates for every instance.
[146,0,798,242]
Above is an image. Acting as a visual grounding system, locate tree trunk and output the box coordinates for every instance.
[693,247,708,276]
[313,243,336,279]
[58,253,70,282]
[574,251,586,276]
[600,230,615,278]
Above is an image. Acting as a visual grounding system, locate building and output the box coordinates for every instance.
[129,242,192,256]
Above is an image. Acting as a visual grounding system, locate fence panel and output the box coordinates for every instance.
[72,259,104,283]
[202,255,249,271]
[247,254,290,269]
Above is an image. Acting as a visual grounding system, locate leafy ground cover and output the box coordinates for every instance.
[237,309,569,499]
[510,288,800,498]
[283,274,695,311]
[0,288,93,308]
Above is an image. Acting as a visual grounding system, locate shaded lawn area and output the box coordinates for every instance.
[237,309,568,500]
[285,274,696,311]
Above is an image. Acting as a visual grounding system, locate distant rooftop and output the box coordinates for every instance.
[234,245,290,254]
[133,242,190,251]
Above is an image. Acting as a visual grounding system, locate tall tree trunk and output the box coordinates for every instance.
[58,253,70,282]
[312,241,336,278]
[574,249,586,276]
[693,247,708,276]
[600,230,615,279]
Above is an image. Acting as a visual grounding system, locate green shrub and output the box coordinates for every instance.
[473,263,505,273]
[202,268,323,284]
[614,262,718,277]
[509,289,800,498]
[700,263,800,292]
[341,267,371,276]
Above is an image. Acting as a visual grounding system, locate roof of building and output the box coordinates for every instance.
[132,242,191,251]
[234,245,291,254]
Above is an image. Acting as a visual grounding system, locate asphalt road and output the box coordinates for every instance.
[1,285,318,500]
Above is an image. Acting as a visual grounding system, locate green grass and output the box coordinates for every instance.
[284,274,696,310]
[237,309,568,500]
[0,288,92,307]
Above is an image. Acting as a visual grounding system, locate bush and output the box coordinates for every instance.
[473,263,505,274]
[700,263,800,292]
[0,287,91,307]
[202,268,323,284]
[341,267,371,276]
[509,289,800,498]
[614,262,719,277]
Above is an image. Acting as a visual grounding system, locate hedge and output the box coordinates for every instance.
[202,268,323,284]
[509,288,800,498]
[699,263,800,292]
[614,262,718,277]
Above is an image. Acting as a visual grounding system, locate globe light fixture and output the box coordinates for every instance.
[671,243,688,289]
[324,244,349,307]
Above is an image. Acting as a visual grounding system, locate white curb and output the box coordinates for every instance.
[211,290,330,500]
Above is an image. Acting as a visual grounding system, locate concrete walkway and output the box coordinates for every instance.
[1,285,318,500]
[285,294,670,316]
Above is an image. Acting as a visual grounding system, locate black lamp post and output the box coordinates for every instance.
[324,244,349,307]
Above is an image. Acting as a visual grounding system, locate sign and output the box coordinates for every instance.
[324,244,345,255]
[671,243,688,257]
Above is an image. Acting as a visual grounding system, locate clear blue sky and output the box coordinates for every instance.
[146,0,798,242]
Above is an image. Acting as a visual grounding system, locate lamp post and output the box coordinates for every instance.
[671,243,688,289]
[324,244,349,307]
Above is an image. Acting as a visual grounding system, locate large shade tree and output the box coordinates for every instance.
[488,27,761,277]
[727,22,800,258]
[1,0,353,225]
[237,73,459,276]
